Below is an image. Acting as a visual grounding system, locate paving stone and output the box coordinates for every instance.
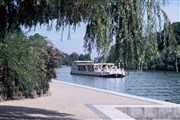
[128,107,144,118]
[158,108,173,119]
[172,107,180,119]
[144,107,158,119]
[118,107,128,114]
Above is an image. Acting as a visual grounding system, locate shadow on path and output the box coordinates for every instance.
[0,105,78,120]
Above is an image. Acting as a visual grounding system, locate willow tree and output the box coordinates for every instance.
[0,0,178,89]
[84,0,177,70]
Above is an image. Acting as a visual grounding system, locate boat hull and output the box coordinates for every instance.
[70,71,125,78]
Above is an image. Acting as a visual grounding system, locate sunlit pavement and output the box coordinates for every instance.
[1,80,179,120]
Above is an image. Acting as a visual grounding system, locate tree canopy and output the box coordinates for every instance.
[107,22,180,71]
[0,0,176,69]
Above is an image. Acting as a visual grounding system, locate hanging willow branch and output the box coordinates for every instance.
[83,0,176,69]
[0,0,176,69]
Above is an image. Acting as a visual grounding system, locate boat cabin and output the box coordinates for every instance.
[70,60,125,77]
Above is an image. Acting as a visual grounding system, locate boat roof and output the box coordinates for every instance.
[74,60,94,63]
[73,60,115,66]
[73,60,94,65]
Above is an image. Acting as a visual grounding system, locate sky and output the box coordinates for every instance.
[24,1,180,58]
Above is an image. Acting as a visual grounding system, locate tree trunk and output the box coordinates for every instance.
[175,58,178,72]
[0,4,6,42]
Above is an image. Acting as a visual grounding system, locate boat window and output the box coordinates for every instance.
[78,65,86,71]
[88,65,94,71]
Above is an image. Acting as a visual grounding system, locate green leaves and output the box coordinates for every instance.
[1,32,43,98]
[0,31,62,100]
[0,0,179,72]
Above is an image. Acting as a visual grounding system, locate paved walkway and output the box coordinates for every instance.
[0,80,179,120]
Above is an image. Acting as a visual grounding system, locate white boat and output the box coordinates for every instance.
[70,60,125,77]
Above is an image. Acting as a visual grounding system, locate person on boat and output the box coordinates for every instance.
[102,65,110,72]
[94,65,99,72]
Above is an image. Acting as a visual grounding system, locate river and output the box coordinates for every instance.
[56,67,180,104]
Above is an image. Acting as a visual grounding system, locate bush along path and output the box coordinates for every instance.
[0,32,63,101]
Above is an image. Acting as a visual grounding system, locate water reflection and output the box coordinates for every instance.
[56,67,180,104]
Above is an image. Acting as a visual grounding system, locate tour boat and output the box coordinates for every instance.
[70,60,125,77]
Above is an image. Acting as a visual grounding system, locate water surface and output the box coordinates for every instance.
[56,67,180,104]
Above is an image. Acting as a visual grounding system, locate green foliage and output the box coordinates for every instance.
[59,52,91,66]
[78,54,91,61]
[0,32,62,100]
[1,32,42,99]
[155,22,180,72]
[172,22,180,45]
[0,0,175,71]
[82,0,175,70]
[59,53,71,65]
[69,52,79,61]
[107,22,180,71]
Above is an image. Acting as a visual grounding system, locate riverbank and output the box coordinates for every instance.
[57,67,180,104]
[0,80,179,120]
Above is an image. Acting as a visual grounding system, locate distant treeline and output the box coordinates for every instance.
[59,52,91,66]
